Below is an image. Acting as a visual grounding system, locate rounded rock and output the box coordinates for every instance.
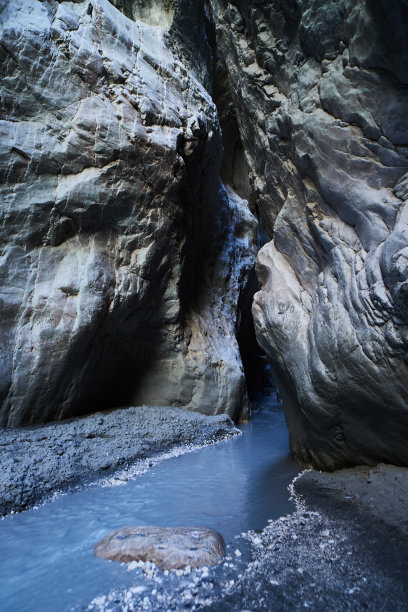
[94,526,226,570]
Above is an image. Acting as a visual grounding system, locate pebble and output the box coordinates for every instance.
[130,586,146,594]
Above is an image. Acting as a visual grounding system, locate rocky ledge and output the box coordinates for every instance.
[0,406,238,517]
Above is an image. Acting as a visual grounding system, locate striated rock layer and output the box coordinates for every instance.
[0,0,256,425]
[212,0,408,468]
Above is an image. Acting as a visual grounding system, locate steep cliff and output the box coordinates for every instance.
[2,0,408,470]
[0,0,256,425]
[212,0,408,468]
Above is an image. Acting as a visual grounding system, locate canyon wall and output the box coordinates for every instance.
[212,0,408,468]
[2,0,408,471]
[0,0,256,425]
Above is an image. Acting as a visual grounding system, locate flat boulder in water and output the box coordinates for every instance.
[94,526,225,570]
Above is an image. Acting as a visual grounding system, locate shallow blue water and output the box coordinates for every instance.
[0,398,298,611]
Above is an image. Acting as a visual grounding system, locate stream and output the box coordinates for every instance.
[0,396,299,611]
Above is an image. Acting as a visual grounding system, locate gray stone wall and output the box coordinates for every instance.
[212,0,408,468]
[0,0,256,425]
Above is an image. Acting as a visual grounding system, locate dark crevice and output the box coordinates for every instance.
[176,125,222,315]
[213,59,251,202]
[209,21,272,402]
[236,268,266,397]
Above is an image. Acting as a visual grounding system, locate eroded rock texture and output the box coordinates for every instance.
[0,0,256,425]
[212,0,408,468]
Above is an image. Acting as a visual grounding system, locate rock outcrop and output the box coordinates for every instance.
[2,0,408,469]
[94,525,226,569]
[0,0,256,425]
[212,0,408,468]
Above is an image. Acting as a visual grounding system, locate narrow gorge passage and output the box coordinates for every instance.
[0,398,298,612]
[1,0,408,610]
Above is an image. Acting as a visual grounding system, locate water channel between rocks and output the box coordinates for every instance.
[0,397,299,611]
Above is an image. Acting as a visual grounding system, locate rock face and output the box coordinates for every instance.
[94,525,226,569]
[212,0,408,468]
[0,0,256,425]
[2,0,408,469]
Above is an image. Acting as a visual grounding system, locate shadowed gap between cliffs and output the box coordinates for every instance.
[209,20,272,402]
[6,0,273,426]
[109,0,271,405]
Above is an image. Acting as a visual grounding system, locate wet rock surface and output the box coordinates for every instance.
[0,405,238,516]
[211,0,408,468]
[0,0,256,427]
[94,526,226,569]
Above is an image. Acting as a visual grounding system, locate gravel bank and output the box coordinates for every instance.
[0,406,238,516]
[296,464,408,536]
[91,464,408,611]
[201,464,408,611]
